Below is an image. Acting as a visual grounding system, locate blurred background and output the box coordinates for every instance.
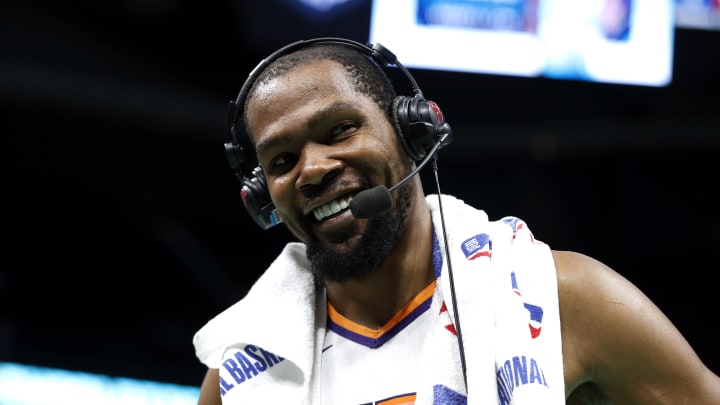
[1,0,718,398]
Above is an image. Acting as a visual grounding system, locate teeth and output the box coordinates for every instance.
[313,196,353,221]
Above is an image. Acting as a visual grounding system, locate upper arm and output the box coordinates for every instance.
[554,250,720,404]
[197,368,222,405]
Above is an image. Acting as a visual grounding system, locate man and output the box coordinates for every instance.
[193,38,720,404]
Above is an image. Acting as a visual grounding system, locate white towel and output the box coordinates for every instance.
[193,194,564,404]
[193,242,324,404]
[418,194,564,404]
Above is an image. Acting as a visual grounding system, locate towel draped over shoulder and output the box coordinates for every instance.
[193,194,564,404]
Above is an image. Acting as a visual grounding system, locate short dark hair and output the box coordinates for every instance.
[242,43,398,142]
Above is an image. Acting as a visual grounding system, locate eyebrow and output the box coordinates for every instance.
[254,101,359,156]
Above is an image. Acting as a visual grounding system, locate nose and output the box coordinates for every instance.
[295,142,343,189]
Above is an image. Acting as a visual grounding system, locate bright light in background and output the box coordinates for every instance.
[296,0,354,11]
[675,0,720,30]
[0,362,200,405]
[281,0,358,14]
[370,0,675,87]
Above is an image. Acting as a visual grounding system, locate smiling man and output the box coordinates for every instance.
[192,38,720,405]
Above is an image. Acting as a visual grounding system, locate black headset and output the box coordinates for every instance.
[224,37,452,230]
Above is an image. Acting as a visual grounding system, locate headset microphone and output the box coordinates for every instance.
[350,127,451,219]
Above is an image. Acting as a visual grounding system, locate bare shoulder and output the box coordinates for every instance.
[551,250,720,404]
[197,368,221,405]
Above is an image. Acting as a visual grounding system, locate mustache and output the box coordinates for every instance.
[302,176,371,201]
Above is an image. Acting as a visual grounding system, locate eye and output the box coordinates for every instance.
[330,121,358,141]
[267,153,297,174]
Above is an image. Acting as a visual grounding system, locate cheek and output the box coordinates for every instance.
[268,175,294,211]
[376,120,405,160]
[378,132,411,171]
[268,176,310,242]
[362,123,405,164]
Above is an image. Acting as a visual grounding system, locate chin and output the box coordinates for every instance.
[306,179,412,284]
[307,213,397,284]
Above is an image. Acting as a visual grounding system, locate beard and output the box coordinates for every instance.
[306,179,413,285]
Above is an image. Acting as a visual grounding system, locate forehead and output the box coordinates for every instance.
[244,60,367,139]
[250,59,355,104]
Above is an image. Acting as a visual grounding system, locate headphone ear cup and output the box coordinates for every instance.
[240,166,282,230]
[393,95,444,161]
[391,96,418,161]
[224,141,246,182]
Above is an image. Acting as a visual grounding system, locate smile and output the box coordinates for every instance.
[313,195,353,221]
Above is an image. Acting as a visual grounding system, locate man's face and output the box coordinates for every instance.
[245,59,414,282]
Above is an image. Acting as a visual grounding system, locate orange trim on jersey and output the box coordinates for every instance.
[377,393,417,404]
[327,280,436,340]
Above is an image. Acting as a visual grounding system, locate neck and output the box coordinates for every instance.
[324,183,434,329]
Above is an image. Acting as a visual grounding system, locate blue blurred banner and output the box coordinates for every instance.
[0,362,200,405]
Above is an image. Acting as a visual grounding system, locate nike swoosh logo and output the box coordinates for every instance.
[322,345,333,353]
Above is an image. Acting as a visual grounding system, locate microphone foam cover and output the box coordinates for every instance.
[350,186,392,219]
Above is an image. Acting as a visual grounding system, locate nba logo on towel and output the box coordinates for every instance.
[503,216,542,244]
[512,272,544,339]
[503,216,526,234]
[461,233,492,260]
